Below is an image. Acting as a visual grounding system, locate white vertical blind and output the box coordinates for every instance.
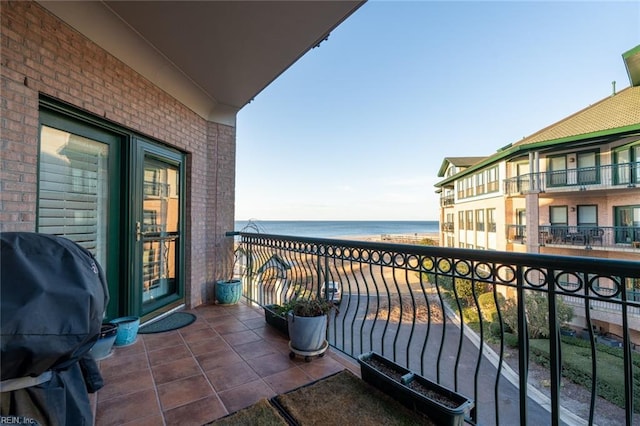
[38,126,109,268]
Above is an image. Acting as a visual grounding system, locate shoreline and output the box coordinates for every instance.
[333,232,440,244]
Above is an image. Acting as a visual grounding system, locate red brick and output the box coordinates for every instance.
[0,1,235,308]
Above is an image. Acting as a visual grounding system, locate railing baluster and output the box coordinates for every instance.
[547,270,560,426]
[516,265,529,425]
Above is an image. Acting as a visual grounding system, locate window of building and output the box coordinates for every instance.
[457,180,465,199]
[446,236,455,247]
[487,208,496,232]
[458,211,465,230]
[466,210,474,231]
[614,205,640,244]
[444,213,454,232]
[487,166,499,192]
[476,173,485,195]
[549,205,568,242]
[614,142,640,185]
[550,206,568,225]
[516,162,531,193]
[465,176,474,198]
[547,155,567,186]
[515,209,526,240]
[476,209,485,232]
[577,205,597,226]
[577,151,599,185]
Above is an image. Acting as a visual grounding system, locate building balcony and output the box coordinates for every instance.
[539,225,640,250]
[507,224,527,244]
[92,302,356,425]
[442,221,455,232]
[94,233,639,425]
[504,162,640,196]
[440,194,455,207]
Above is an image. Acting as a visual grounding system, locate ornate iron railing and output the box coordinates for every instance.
[233,232,640,425]
[504,162,640,196]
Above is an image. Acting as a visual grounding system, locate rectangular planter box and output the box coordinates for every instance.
[358,352,474,426]
[264,304,289,338]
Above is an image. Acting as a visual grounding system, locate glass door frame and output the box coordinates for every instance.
[129,138,186,317]
[38,104,127,320]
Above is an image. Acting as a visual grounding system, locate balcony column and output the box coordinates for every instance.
[525,192,540,253]
[530,151,540,192]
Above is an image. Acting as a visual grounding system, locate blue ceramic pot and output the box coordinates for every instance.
[215,279,242,304]
[111,316,140,346]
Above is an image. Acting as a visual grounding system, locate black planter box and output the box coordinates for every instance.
[358,352,474,426]
[264,304,289,338]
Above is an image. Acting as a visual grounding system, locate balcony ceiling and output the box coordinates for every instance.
[37,1,364,125]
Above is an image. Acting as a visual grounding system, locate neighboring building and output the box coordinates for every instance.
[435,45,640,341]
[0,1,364,322]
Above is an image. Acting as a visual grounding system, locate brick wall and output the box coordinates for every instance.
[0,1,235,308]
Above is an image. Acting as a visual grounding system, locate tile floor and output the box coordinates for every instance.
[92,302,359,426]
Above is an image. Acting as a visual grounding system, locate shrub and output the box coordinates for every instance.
[462,307,480,324]
[453,279,492,307]
[504,332,519,348]
[502,292,573,339]
[477,291,505,322]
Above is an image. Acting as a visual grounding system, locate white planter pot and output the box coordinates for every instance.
[287,313,327,352]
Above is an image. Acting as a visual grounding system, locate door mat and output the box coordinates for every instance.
[138,312,196,334]
[208,398,288,426]
[272,369,434,425]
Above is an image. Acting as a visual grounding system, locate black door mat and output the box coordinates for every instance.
[138,312,196,334]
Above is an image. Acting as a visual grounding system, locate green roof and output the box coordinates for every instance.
[435,84,640,187]
[513,85,640,147]
[437,156,487,177]
[623,44,640,87]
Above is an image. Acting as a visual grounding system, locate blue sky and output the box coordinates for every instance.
[236,1,640,221]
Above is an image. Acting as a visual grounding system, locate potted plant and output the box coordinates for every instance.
[216,220,263,305]
[215,238,242,305]
[358,352,474,426]
[264,302,291,337]
[287,297,335,354]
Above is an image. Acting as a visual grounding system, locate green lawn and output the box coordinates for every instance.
[529,338,640,410]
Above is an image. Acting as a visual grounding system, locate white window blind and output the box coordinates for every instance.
[38,126,109,268]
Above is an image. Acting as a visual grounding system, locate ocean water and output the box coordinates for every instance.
[233,220,439,239]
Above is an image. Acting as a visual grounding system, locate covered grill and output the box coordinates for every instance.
[1,232,109,425]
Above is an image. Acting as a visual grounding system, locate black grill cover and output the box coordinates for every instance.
[1,232,109,425]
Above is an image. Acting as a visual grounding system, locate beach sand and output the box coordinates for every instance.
[334,232,439,245]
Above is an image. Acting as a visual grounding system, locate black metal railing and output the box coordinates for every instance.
[234,232,640,426]
[507,224,527,244]
[538,225,640,249]
[504,162,640,196]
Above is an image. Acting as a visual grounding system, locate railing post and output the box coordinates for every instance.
[621,277,635,425]
[547,270,561,426]
[516,265,529,425]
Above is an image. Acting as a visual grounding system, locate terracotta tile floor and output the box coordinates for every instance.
[92,302,359,426]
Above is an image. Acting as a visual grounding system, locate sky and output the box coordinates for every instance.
[235,1,640,222]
